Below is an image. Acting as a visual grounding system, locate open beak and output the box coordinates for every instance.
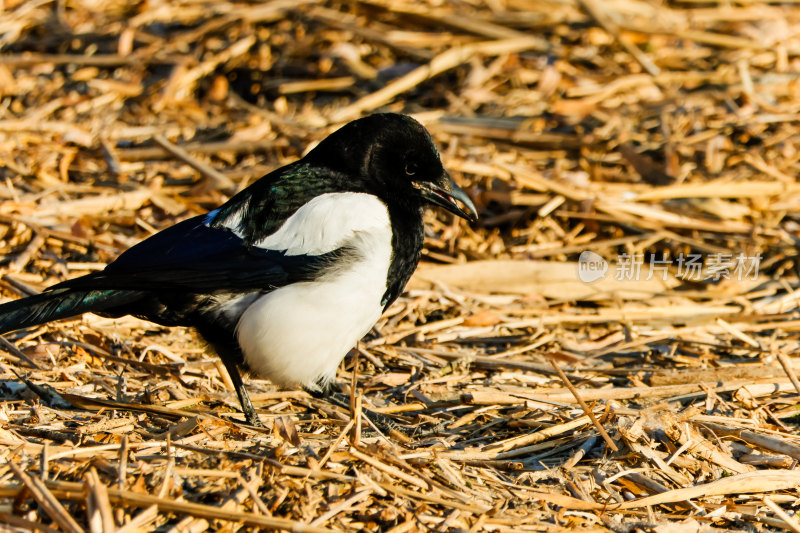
[413,173,478,222]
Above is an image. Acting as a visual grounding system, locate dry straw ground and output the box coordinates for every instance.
[3,0,800,531]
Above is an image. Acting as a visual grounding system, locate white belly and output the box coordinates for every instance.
[233,192,392,388]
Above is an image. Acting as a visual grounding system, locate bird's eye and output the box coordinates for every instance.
[405,162,418,176]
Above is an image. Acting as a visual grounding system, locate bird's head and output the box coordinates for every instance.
[307,114,478,222]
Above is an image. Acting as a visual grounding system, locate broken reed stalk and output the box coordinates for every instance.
[152,135,235,191]
[329,37,544,123]
[776,352,800,397]
[762,496,800,533]
[6,461,84,533]
[547,355,619,452]
[349,346,362,446]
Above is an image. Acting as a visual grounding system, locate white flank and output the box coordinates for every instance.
[235,193,392,388]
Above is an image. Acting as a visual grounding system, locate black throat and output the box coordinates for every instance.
[381,202,425,309]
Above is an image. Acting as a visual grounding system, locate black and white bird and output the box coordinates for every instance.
[0,113,477,426]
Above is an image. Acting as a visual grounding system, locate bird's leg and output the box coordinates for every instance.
[196,320,263,427]
[220,355,263,427]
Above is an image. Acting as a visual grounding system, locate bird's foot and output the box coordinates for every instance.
[304,385,449,439]
[242,407,264,427]
[232,383,264,427]
[304,380,337,400]
[323,391,417,438]
[221,400,264,427]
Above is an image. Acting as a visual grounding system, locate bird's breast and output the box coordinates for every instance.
[234,193,394,387]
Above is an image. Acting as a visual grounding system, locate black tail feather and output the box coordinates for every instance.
[0,288,145,334]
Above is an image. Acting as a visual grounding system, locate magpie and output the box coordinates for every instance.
[0,113,477,427]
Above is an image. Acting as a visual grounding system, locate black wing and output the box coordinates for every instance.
[52,215,336,292]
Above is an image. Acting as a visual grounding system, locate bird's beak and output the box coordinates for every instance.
[413,173,478,222]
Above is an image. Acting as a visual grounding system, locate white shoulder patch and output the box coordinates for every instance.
[255,192,390,256]
[204,207,246,238]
